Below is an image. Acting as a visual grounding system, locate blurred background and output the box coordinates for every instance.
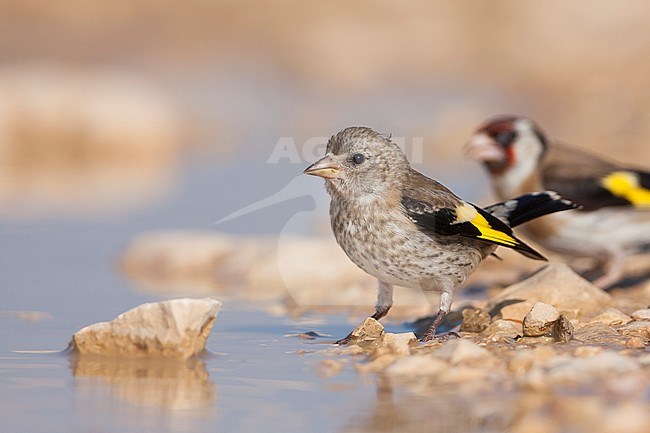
[1,2,650,432]
[1,0,649,221]
[3,0,650,306]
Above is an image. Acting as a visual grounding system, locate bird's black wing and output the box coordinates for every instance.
[401,195,546,260]
[542,145,650,211]
[483,191,579,228]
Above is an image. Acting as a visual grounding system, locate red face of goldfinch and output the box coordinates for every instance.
[465,115,548,176]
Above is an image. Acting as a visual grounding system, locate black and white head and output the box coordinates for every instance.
[303,126,410,199]
[465,115,549,177]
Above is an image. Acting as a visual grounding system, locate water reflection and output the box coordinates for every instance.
[343,375,511,433]
[70,355,217,411]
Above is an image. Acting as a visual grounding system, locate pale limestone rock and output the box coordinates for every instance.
[598,401,650,433]
[618,321,650,340]
[381,332,416,356]
[487,263,612,320]
[385,355,449,377]
[349,317,384,342]
[481,319,521,342]
[625,336,646,349]
[630,309,650,320]
[70,298,221,359]
[589,308,632,326]
[440,365,498,384]
[573,322,629,347]
[460,308,490,333]
[508,351,537,375]
[544,352,639,383]
[435,339,491,365]
[523,302,560,337]
[638,354,650,366]
[572,346,603,357]
[355,354,397,374]
[496,300,536,323]
[508,346,556,377]
[517,336,557,346]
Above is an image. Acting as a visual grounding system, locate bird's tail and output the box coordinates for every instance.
[484,191,579,228]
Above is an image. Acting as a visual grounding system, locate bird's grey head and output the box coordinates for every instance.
[304,126,410,198]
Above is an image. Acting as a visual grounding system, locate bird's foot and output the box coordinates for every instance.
[419,331,460,343]
[335,333,354,346]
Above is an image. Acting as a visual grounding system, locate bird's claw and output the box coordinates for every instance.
[419,331,460,343]
[335,333,354,346]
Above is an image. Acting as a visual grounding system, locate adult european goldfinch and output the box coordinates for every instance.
[466,115,650,288]
[304,126,577,343]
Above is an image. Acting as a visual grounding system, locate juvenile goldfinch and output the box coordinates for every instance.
[304,127,577,343]
[466,115,650,288]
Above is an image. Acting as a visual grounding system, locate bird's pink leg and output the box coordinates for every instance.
[420,289,459,342]
[592,251,625,289]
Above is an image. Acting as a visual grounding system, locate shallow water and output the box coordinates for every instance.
[0,67,491,431]
[0,139,433,433]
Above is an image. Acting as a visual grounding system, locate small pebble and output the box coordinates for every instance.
[625,337,646,349]
[631,309,650,321]
[460,308,491,333]
[523,302,560,337]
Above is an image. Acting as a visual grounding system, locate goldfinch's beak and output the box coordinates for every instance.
[303,155,342,179]
[464,133,505,163]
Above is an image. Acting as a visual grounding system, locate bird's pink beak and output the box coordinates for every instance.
[464,133,506,163]
[303,155,342,179]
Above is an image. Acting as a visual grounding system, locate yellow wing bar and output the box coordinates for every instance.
[601,171,650,208]
[455,203,519,246]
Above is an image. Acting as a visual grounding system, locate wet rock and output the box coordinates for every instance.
[460,308,490,333]
[523,302,560,337]
[349,317,384,343]
[589,308,632,326]
[630,309,650,320]
[70,298,221,359]
[487,263,612,321]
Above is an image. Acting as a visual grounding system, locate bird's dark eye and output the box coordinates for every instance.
[352,153,366,165]
[496,131,517,146]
